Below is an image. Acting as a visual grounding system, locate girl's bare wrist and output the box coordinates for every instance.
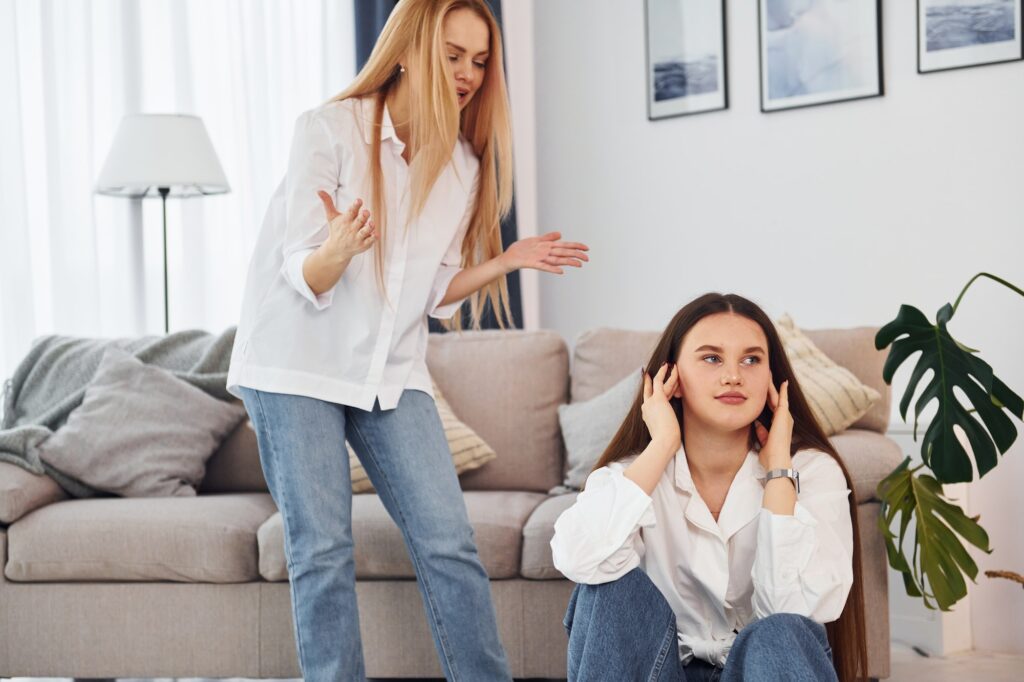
[495,252,515,275]
[322,238,354,265]
[765,453,793,470]
[651,435,680,457]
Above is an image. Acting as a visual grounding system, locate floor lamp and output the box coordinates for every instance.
[95,114,230,334]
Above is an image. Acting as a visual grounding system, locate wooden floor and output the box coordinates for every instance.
[9,647,1024,681]
[887,644,1024,682]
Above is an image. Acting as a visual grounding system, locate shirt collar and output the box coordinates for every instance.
[360,97,404,149]
[672,441,767,542]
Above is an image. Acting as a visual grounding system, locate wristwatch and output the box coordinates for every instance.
[764,468,800,494]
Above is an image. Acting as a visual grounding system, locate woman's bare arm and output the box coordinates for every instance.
[437,231,590,306]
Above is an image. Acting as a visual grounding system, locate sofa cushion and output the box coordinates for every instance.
[200,419,267,494]
[571,328,660,405]
[427,330,569,492]
[5,492,277,582]
[0,461,69,523]
[258,490,547,581]
[521,493,578,580]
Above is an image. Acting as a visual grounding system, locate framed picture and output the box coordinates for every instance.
[645,0,728,120]
[918,0,1022,73]
[758,0,883,113]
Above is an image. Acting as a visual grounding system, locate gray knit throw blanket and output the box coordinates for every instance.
[0,327,239,498]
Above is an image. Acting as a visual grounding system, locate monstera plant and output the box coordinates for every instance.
[875,272,1024,611]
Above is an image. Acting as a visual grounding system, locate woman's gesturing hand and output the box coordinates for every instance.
[499,231,589,274]
[317,191,376,261]
[642,363,681,450]
[754,378,793,470]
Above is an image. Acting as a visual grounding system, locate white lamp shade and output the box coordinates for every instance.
[95,114,230,198]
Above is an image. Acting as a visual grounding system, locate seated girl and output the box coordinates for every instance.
[550,292,867,682]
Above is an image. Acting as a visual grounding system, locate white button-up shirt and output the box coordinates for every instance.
[550,445,854,667]
[227,97,479,410]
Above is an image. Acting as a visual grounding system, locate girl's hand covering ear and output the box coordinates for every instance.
[756,378,793,470]
[642,363,681,450]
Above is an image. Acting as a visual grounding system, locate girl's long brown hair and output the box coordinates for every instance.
[329,0,514,329]
[591,293,868,682]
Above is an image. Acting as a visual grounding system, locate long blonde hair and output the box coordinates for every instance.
[329,0,514,330]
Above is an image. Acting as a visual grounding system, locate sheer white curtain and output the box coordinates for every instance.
[0,0,355,381]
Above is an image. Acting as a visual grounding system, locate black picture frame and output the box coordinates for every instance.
[757,0,884,113]
[917,0,1023,74]
[645,0,729,120]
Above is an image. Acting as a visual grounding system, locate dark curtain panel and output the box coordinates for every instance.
[353,0,522,331]
[354,0,400,69]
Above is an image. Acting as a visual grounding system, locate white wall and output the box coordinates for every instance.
[529,0,1024,654]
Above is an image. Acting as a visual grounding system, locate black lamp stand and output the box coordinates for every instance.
[158,186,170,334]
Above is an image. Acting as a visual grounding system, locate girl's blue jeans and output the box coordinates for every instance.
[238,386,512,682]
[563,567,838,682]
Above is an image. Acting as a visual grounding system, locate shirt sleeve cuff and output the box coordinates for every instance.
[427,264,465,320]
[283,248,335,311]
[549,467,656,583]
[594,467,658,530]
[754,503,818,594]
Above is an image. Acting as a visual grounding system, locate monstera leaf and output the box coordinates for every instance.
[875,273,1024,610]
[878,458,991,611]
[875,302,1024,483]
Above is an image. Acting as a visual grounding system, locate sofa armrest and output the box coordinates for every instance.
[831,429,905,503]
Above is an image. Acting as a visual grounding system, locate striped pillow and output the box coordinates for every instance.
[348,380,497,494]
[775,314,880,436]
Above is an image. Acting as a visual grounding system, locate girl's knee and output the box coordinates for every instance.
[740,612,826,647]
[405,516,480,573]
[758,612,814,628]
[574,568,670,617]
[594,566,654,594]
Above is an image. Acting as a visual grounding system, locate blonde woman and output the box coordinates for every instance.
[226,1,588,679]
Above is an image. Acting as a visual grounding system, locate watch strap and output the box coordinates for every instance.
[765,468,800,494]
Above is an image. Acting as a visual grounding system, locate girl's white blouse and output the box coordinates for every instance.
[227,97,480,410]
[550,445,854,667]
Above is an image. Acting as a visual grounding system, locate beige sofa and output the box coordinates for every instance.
[0,326,902,679]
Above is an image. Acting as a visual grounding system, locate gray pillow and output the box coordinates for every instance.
[558,370,640,490]
[38,347,246,497]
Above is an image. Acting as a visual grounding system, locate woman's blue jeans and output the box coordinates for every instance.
[563,567,837,682]
[238,386,512,682]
